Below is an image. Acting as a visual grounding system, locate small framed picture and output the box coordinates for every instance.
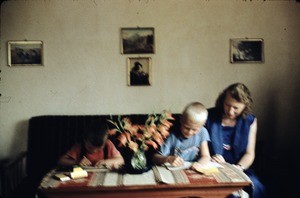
[121,27,155,54]
[8,40,44,66]
[127,57,152,86]
[230,38,264,63]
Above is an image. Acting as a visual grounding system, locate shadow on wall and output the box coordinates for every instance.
[261,88,279,197]
[261,82,300,198]
[9,120,29,156]
[264,88,278,167]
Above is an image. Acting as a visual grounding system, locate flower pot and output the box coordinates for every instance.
[123,149,150,174]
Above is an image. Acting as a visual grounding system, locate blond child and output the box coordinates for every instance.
[152,102,211,167]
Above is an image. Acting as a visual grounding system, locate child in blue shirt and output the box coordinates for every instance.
[152,102,211,167]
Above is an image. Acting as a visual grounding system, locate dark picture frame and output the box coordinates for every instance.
[127,57,152,86]
[8,41,44,66]
[121,27,155,54]
[230,38,264,63]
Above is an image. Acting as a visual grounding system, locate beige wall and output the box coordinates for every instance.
[0,0,299,161]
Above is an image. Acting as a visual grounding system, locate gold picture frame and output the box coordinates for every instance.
[230,38,264,63]
[127,57,152,86]
[8,40,44,66]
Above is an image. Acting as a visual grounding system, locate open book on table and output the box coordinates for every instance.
[164,161,192,171]
[81,165,109,172]
[164,161,223,175]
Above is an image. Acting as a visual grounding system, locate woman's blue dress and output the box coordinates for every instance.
[206,108,266,198]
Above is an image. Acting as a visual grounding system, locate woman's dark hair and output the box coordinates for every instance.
[215,83,253,117]
[83,121,108,147]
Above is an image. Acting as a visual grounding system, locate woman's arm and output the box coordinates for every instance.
[236,118,257,170]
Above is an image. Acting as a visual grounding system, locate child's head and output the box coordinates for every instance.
[180,102,208,138]
[83,121,108,153]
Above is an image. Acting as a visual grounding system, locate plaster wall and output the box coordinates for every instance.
[0,0,299,166]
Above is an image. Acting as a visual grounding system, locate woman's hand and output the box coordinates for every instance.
[234,164,245,172]
[211,154,225,164]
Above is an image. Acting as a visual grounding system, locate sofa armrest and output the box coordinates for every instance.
[0,151,27,198]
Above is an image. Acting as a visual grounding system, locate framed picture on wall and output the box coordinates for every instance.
[8,40,44,66]
[121,27,155,54]
[127,57,152,86]
[230,38,264,63]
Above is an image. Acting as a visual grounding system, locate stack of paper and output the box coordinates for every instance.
[54,173,71,182]
[70,167,88,179]
[193,161,222,175]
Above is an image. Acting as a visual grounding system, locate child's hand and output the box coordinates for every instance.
[191,162,203,170]
[95,160,108,168]
[79,156,92,166]
[95,160,123,170]
[166,156,184,166]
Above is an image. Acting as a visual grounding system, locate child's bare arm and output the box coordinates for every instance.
[58,154,78,166]
[197,141,211,165]
[58,154,92,167]
[152,153,184,166]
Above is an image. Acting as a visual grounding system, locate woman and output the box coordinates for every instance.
[206,83,266,198]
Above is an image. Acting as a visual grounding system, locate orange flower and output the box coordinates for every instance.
[145,140,158,150]
[107,110,174,153]
[160,120,173,129]
[128,141,139,152]
[118,132,131,147]
[108,128,118,136]
[135,133,143,140]
[162,110,175,120]
[143,130,152,139]
[147,125,156,134]
[152,132,164,146]
[157,125,170,138]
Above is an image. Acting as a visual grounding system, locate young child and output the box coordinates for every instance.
[152,102,211,167]
[58,121,124,169]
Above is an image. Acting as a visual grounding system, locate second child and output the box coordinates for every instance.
[152,102,211,167]
[58,121,124,169]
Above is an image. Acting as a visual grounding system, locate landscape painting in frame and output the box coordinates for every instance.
[230,38,264,63]
[8,41,43,66]
[127,57,152,86]
[121,28,154,54]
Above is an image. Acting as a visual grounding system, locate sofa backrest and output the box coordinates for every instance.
[27,114,181,181]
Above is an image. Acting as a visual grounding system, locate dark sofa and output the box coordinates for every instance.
[1,114,181,198]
